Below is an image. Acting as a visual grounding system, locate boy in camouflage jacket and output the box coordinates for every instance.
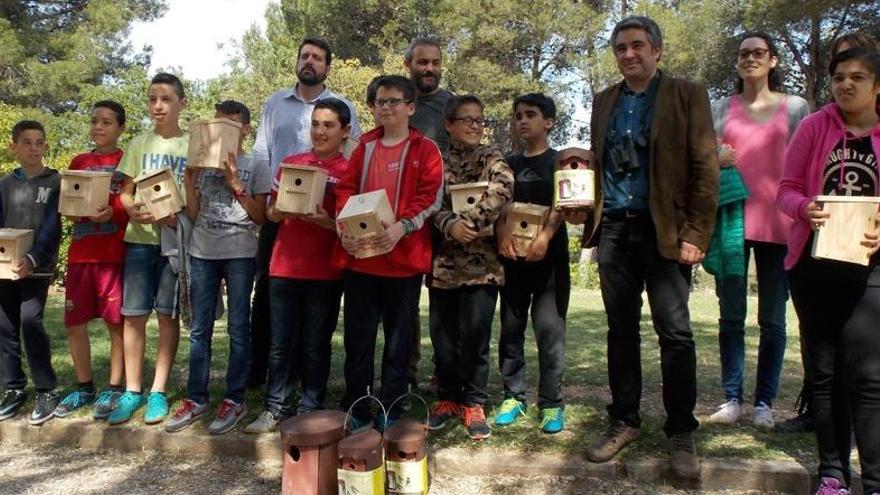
[427,95,514,440]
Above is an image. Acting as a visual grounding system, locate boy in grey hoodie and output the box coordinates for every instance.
[0,120,62,425]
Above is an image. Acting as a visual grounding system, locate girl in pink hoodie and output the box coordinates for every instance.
[777,47,880,495]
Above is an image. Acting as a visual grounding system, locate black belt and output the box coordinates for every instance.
[603,209,647,221]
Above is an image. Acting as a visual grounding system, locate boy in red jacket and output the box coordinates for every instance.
[334,75,443,431]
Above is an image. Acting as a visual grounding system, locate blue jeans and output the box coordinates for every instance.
[121,242,176,316]
[266,278,343,416]
[186,256,255,404]
[715,240,788,407]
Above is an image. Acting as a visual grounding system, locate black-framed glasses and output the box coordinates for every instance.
[453,117,491,127]
[373,98,412,108]
[738,48,770,60]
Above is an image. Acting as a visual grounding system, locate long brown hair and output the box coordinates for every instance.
[735,32,783,94]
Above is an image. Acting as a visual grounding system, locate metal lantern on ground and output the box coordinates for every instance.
[280,410,347,495]
[337,429,385,495]
[383,419,428,494]
[553,147,596,211]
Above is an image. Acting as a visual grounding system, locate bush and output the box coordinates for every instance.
[568,233,600,290]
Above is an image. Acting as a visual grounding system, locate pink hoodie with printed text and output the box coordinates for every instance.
[777,102,880,270]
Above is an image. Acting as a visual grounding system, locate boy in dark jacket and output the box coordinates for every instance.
[0,120,63,424]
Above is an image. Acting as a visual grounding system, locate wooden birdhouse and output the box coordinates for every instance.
[553,147,596,210]
[449,181,492,237]
[506,202,550,257]
[187,118,242,169]
[59,170,113,218]
[811,195,880,265]
[0,229,34,280]
[275,164,328,215]
[134,168,184,220]
[337,190,396,259]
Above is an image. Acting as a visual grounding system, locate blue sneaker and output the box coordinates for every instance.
[93,389,123,420]
[347,415,373,433]
[107,391,145,425]
[494,398,526,426]
[54,390,96,418]
[540,407,565,434]
[144,392,169,424]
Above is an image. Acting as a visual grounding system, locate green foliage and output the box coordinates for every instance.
[568,234,601,290]
[0,0,167,112]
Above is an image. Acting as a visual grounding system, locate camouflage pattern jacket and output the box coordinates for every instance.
[431,143,514,289]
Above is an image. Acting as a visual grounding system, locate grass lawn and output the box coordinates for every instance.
[32,284,815,464]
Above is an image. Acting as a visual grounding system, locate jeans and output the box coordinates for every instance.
[266,277,342,416]
[0,278,56,391]
[715,240,788,406]
[499,260,569,408]
[186,256,254,404]
[789,247,880,493]
[249,220,279,385]
[597,216,698,436]
[429,285,498,405]
[341,271,421,421]
[121,242,176,316]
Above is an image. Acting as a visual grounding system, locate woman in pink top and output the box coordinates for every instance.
[777,48,880,495]
[707,32,810,428]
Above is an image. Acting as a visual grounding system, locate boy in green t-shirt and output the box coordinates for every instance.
[108,73,189,425]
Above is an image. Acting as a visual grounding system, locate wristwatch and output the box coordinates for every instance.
[232,187,247,199]
[401,218,415,235]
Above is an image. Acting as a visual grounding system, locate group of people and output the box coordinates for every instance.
[0,13,879,494]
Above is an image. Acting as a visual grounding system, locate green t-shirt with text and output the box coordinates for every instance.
[117,131,189,245]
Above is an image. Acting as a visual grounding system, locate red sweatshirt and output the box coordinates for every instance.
[67,149,129,264]
[270,151,348,280]
[332,126,444,277]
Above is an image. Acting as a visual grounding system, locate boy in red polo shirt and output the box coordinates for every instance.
[334,75,444,431]
[55,101,129,420]
[244,98,353,433]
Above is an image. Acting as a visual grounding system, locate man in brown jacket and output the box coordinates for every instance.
[568,16,718,482]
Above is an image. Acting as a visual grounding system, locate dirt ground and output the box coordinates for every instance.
[0,441,763,494]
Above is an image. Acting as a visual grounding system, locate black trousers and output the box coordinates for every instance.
[430,285,498,406]
[498,259,569,409]
[597,216,698,436]
[789,250,880,493]
[341,271,421,420]
[266,278,342,416]
[0,278,56,391]
[250,220,279,386]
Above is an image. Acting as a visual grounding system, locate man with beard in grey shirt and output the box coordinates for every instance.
[403,37,454,391]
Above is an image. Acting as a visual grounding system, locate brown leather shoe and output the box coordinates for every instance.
[585,419,640,462]
[668,432,701,483]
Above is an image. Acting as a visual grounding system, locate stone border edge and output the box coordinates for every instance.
[1,419,819,493]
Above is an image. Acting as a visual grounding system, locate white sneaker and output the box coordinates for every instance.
[707,399,742,424]
[753,402,775,429]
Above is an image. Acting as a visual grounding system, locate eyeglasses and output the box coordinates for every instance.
[373,98,412,108]
[738,48,770,60]
[453,117,491,127]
